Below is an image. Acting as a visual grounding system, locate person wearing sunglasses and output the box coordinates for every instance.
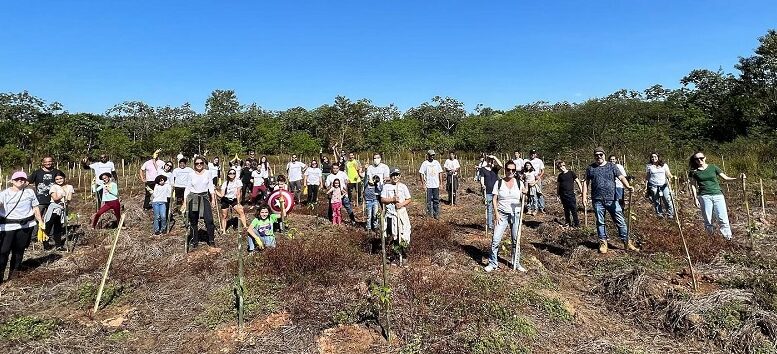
[0,171,45,284]
[216,168,248,234]
[646,153,674,219]
[484,161,526,272]
[689,151,742,240]
[583,147,638,254]
[183,156,217,248]
[303,159,323,205]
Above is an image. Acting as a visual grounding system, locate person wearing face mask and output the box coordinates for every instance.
[444,152,460,205]
[0,171,45,284]
[583,147,638,254]
[303,159,323,205]
[419,150,443,219]
[364,153,390,185]
[484,161,525,273]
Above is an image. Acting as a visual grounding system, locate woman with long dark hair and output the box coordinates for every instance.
[688,151,742,240]
[184,156,217,248]
[645,153,674,219]
[216,168,248,234]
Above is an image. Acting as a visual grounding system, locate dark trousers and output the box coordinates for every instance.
[188,200,215,245]
[174,187,185,205]
[143,181,155,209]
[241,184,251,204]
[426,188,440,218]
[0,227,33,283]
[45,217,66,246]
[347,182,362,204]
[560,192,579,226]
[307,184,320,204]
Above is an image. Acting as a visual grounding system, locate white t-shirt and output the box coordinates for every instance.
[208,163,221,180]
[220,179,243,199]
[523,170,538,185]
[89,161,115,184]
[325,171,349,189]
[141,159,165,182]
[647,164,670,186]
[49,184,75,202]
[614,163,626,188]
[529,158,544,176]
[151,183,172,203]
[381,182,411,216]
[513,158,525,171]
[259,163,270,179]
[492,178,524,214]
[172,167,194,188]
[419,160,443,189]
[251,170,264,187]
[444,159,460,173]
[185,171,214,195]
[0,188,39,231]
[366,163,391,184]
[286,161,306,182]
[304,167,322,185]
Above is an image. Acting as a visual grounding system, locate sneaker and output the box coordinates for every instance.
[484,264,497,272]
[154,231,161,236]
[598,240,608,254]
[207,242,216,247]
[623,240,640,251]
[515,265,527,272]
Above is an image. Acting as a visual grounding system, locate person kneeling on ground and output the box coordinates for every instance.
[246,205,281,252]
[381,168,412,265]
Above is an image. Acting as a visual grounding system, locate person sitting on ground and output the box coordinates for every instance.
[556,161,583,227]
[147,175,171,235]
[246,205,281,251]
[327,178,346,225]
[645,152,675,219]
[0,171,45,284]
[216,168,249,234]
[381,168,412,265]
[688,151,743,240]
[484,161,526,273]
[522,161,539,215]
[91,173,122,229]
[47,174,75,249]
[583,147,637,254]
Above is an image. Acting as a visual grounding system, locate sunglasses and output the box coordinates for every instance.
[195,162,205,165]
[506,168,517,172]
[12,179,27,182]
[694,156,706,160]
[594,153,604,156]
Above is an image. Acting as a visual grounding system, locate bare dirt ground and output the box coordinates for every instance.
[1,169,775,353]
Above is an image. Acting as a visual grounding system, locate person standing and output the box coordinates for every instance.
[47,174,75,249]
[689,151,742,240]
[140,150,165,210]
[479,155,503,230]
[444,152,460,205]
[208,157,222,187]
[245,150,258,167]
[239,161,253,203]
[609,155,628,209]
[364,153,390,185]
[303,159,323,205]
[512,151,525,177]
[646,153,675,219]
[286,154,306,205]
[583,147,638,254]
[320,149,333,184]
[419,150,443,219]
[216,168,249,234]
[484,161,525,272]
[556,161,583,227]
[0,172,44,284]
[528,150,546,213]
[172,159,194,208]
[522,162,539,215]
[325,164,357,225]
[381,168,412,264]
[345,152,363,204]
[148,175,172,235]
[81,154,117,206]
[364,175,382,231]
[184,157,217,248]
[91,173,122,229]
[29,156,65,218]
[327,179,346,225]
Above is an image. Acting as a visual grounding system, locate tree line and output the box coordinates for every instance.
[1,30,775,175]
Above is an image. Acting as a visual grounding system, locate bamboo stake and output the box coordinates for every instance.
[667,183,697,291]
[234,209,245,337]
[743,175,753,245]
[379,203,391,340]
[512,186,525,270]
[94,214,127,314]
[722,155,730,193]
[760,178,766,218]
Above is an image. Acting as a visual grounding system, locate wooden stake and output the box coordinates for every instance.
[743,176,753,244]
[667,184,697,291]
[512,187,525,270]
[760,178,766,218]
[722,155,730,193]
[379,203,391,340]
[94,214,127,314]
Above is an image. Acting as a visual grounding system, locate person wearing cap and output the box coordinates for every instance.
[381,168,412,263]
[527,150,546,213]
[91,172,122,229]
[480,155,503,230]
[0,171,45,284]
[443,152,460,205]
[325,163,357,224]
[583,147,638,254]
[419,149,443,219]
[81,153,118,206]
[139,149,165,210]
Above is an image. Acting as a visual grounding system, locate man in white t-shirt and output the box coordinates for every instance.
[286,154,306,204]
[443,152,461,205]
[363,153,391,185]
[172,158,194,206]
[419,149,443,219]
[81,154,117,206]
[139,149,165,210]
[512,151,525,178]
[528,150,546,213]
[381,168,412,264]
[325,164,356,224]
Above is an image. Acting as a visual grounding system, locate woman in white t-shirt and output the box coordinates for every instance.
[521,162,539,215]
[304,160,323,205]
[0,171,44,284]
[485,161,526,273]
[46,174,75,248]
[645,153,675,218]
[216,168,248,234]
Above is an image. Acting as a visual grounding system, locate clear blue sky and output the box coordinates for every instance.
[1,1,775,114]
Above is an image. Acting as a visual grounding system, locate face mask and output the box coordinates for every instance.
[373,158,381,166]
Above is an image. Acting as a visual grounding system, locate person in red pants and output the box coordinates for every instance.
[91,173,121,228]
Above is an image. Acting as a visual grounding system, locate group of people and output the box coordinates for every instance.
[0,146,745,283]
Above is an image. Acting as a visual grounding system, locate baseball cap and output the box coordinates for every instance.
[530,149,537,154]
[11,171,27,180]
[427,149,436,155]
[390,168,401,176]
[594,147,605,153]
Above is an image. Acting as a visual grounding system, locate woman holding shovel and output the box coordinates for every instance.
[484,161,526,273]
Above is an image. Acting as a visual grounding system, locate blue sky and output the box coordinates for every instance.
[1,1,775,114]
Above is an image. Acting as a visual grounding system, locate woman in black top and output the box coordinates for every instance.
[239,161,253,204]
[320,149,333,183]
[556,161,583,227]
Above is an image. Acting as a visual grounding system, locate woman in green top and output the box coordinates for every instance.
[688,151,743,239]
[246,205,281,251]
[91,173,121,228]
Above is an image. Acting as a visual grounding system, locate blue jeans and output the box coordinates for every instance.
[698,194,731,239]
[649,184,675,217]
[151,202,167,233]
[536,179,545,211]
[488,210,522,268]
[365,200,379,230]
[615,187,625,208]
[485,193,494,229]
[426,188,440,218]
[247,234,276,250]
[593,199,628,241]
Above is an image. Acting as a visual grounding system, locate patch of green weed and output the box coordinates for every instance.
[0,316,60,341]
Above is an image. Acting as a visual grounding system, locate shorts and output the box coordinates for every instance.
[220,197,238,210]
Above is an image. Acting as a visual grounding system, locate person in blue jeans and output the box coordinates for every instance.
[484,161,526,272]
[582,147,638,254]
[479,155,503,230]
[364,175,382,231]
[148,175,172,235]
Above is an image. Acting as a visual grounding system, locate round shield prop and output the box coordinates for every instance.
[266,189,295,214]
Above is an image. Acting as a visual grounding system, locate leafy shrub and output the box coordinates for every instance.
[0,316,60,341]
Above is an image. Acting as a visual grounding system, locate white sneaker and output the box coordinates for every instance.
[484,264,497,272]
[515,265,527,272]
